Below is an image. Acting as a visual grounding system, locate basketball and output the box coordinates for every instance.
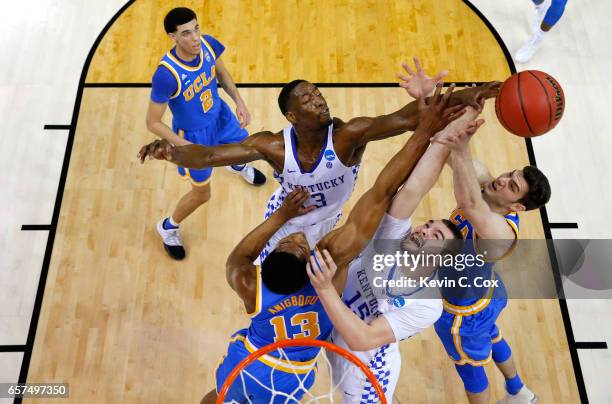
[495,70,565,137]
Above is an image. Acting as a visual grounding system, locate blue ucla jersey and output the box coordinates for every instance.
[439,208,520,306]
[449,208,519,241]
[245,263,333,366]
[156,36,222,131]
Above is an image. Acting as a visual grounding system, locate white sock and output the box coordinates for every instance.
[533,28,546,42]
[168,216,179,227]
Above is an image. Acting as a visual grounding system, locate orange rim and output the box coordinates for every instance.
[216,338,387,403]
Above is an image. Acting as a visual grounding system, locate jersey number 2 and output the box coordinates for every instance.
[200,89,213,113]
[269,312,320,342]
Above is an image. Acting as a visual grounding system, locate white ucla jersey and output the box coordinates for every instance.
[272,123,359,227]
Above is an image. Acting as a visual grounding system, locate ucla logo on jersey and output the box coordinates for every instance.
[392,296,406,308]
[182,65,216,102]
[324,150,335,161]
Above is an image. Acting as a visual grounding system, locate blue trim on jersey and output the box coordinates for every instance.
[290,128,327,174]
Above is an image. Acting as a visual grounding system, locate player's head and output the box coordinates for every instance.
[482,165,551,212]
[278,80,332,129]
[164,7,201,56]
[400,219,463,254]
[261,232,310,295]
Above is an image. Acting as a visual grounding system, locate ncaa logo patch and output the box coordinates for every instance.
[204,51,211,62]
[324,150,335,161]
[392,296,406,308]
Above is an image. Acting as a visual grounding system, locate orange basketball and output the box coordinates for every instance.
[495,70,565,137]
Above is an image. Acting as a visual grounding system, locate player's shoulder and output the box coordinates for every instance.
[243,130,285,151]
[332,116,373,139]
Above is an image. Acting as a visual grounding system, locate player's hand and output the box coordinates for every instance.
[455,81,501,111]
[236,101,251,129]
[398,56,448,99]
[432,118,485,152]
[306,249,337,292]
[276,187,316,220]
[416,83,466,135]
[137,139,174,163]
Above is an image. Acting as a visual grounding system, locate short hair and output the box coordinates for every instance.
[519,165,551,211]
[278,80,306,115]
[442,219,463,240]
[261,251,309,295]
[164,7,197,34]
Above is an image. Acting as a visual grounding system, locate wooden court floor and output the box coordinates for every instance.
[24,1,580,403]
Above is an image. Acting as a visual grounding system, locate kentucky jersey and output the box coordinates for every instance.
[330,214,442,403]
[153,35,222,131]
[271,124,359,227]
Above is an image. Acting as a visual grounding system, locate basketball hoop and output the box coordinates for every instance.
[217,339,387,403]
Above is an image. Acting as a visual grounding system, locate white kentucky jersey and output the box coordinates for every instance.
[270,123,360,227]
[330,214,442,403]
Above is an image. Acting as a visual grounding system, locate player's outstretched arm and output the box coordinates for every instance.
[340,59,499,147]
[388,106,483,219]
[225,189,315,310]
[438,130,515,240]
[137,130,276,168]
[318,85,465,278]
[307,250,396,351]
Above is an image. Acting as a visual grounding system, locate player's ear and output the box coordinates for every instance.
[508,202,526,212]
[285,111,297,124]
[168,32,177,42]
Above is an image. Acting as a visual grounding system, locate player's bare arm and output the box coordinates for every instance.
[334,58,499,150]
[137,130,286,172]
[440,130,516,240]
[389,106,484,219]
[307,249,396,351]
[145,100,192,146]
[225,189,315,312]
[318,85,465,284]
[215,57,251,128]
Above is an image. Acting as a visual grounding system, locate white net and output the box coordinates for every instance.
[220,342,384,404]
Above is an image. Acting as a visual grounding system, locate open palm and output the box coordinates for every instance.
[398,57,448,99]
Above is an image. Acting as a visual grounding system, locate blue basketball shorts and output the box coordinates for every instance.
[434,296,507,366]
[215,329,317,403]
[173,100,247,186]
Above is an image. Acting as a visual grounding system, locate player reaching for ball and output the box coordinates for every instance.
[432,122,552,403]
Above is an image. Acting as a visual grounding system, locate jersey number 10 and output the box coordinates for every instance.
[269,312,321,342]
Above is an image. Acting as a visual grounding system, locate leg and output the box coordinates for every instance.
[200,389,217,404]
[172,182,212,223]
[216,99,266,185]
[157,180,211,260]
[455,363,490,404]
[540,0,567,31]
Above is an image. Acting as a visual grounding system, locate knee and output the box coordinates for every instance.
[191,185,211,203]
[455,363,489,394]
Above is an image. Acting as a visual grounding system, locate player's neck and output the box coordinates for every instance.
[175,45,198,62]
[293,126,327,153]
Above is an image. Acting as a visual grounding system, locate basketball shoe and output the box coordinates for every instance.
[497,386,538,404]
[226,164,266,186]
[157,218,185,260]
